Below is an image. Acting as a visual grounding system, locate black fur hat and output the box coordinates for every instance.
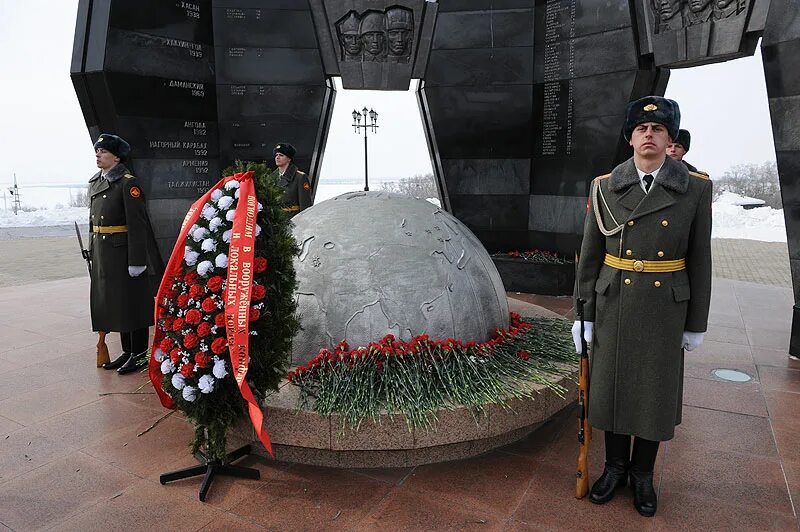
[624,96,680,142]
[273,143,296,160]
[674,129,691,152]
[93,134,131,162]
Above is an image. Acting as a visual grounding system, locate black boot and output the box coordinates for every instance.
[589,432,631,504]
[117,351,143,375]
[630,469,657,517]
[630,437,660,517]
[102,352,130,370]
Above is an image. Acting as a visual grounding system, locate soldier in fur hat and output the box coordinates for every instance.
[270,143,312,217]
[667,129,709,176]
[573,96,712,517]
[89,134,162,375]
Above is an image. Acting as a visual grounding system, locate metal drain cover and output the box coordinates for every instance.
[712,369,752,382]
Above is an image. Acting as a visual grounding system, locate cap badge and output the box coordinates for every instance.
[643,103,658,111]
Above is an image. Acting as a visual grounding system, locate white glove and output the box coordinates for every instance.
[682,331,705,351]
[128,265,147,277]
[571,321,594,353]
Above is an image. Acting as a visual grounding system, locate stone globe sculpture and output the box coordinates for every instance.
[290,191,509,365]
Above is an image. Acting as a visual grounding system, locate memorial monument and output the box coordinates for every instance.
[71,0,800,354]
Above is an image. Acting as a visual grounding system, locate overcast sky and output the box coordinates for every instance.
[0,0,778,189]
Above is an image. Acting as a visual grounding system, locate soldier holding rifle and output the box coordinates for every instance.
[86,134,161,375]
[572,96,712,517]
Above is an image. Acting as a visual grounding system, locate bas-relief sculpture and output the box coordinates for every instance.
[71,0,800,354]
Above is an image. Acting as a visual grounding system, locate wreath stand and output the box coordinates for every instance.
[159,438,260,501]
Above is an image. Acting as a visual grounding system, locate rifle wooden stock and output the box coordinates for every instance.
[575,355,591,498]
[96,332,110,368]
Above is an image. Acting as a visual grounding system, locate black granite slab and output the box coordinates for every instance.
[104,29,214,81]
[448,194,530,230]
[432,9,534,50]
[762,40,800,98]
[105,72,217,120]
[115,117,219,160]
[443,158,531,195]
[109,0,213,44]
[130,158,220,200]
[212,6,318,48]
[426,47,534,86]
[214,47,325,84]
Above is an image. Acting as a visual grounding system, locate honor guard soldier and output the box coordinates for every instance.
[572,97,712,517]
[89,134,161,375]
[667,129,710,176]
[270,143,313,217]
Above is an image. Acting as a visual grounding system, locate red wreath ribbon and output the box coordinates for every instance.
[149,170,273,455]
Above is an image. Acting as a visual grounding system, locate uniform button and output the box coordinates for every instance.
[102,235,106,240]
[657,251,664,257]
[624,278,631,285]
[662,220,669,227]
[102,195,107,199]
[627,220,635,226]
[100,216,104,219]
[626,249,632,256]
[654,281,661,287]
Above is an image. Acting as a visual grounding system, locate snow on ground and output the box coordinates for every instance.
[716,190,766,207]
[0,183,787,243]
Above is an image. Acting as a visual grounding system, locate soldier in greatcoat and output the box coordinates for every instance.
[269,143,313,217]
[667,129,710,177]
[572,97,712,517]
[89,134,161,374]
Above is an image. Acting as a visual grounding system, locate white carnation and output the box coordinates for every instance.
[217,196,234,210]
[234,189,240,199]
[182,386,198,402]
[208,217,223,232]
[192,226,209,242]
[198,374,215,394]
[256,224,262,237]
[160,359,175,375]
[211,189,223,201]
[184,250,199,267]
[154,348,166,362]
[171,373,186,390]
[222,229,232,243]
[201,205,218,220]
[201,238,216,252]
[224,180,240,190]
[257,202,263,212]
[215,253,228,268]
[225,209,236,222]
[212,358,228,379]
[197,260,214,277]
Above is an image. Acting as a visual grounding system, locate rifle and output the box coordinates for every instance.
[74,221,91,275]
[575,293,592,498]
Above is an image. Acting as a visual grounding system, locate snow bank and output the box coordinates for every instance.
[712,201,785,242]
[715,190,766,207]
[0,205,88,228]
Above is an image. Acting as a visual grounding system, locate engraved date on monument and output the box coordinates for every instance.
[177,1,200,19]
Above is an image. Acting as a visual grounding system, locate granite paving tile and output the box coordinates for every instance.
[758,365,800,393]
[747,328,792,351]
[0,379,100,425]
[682,376,768,417]
[752,346,800,369]
[669,406,777,458]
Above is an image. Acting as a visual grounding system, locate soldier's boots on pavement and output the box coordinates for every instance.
[589,458,629,504]
[102,352,130,370]
[630,469,657,517]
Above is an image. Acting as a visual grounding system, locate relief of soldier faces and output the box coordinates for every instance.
[335,7,414,63]
[652,0,747,32]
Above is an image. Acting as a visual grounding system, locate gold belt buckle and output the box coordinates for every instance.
[633,260,644,272]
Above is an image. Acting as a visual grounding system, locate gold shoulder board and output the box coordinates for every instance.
[689,171,710,180]
[124,173,135,179]
[595,173,611,181]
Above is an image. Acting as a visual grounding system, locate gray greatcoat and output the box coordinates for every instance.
[577,155,712,441]
[88,164,161,332]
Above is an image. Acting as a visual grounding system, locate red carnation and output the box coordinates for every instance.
[195,353,212,368]
[249,307,260,322]
[170,348,182,364]
[185,309,202,325]
[159,337,175,353]
[180,363,194,377]
[189,284,204,299]
[214,312,226,328]
[211,337,228,355]
[185,271,199,284]
[177,293,190,309]
[197,322,212,337]
[172,317,185,332]
[183,332,199,349]
[517,350,530,361]
[252,284,267,300]
[207,276,223,293]
[254,257,267,273]
[201,297,217,313]
[157,306,167,318]
[161,316,174,330]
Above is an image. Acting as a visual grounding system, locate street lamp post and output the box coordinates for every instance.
[352,106,378,191]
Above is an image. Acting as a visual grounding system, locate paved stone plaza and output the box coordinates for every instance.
[0,235,798,530]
